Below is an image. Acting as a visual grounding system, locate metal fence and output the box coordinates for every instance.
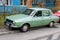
[0,5,28,14]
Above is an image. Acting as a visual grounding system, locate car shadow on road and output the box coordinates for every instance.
[29,26,59,31]
[6,23,60,33]
[8,26,59,33]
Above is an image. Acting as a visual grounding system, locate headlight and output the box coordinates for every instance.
[13,22,16,26]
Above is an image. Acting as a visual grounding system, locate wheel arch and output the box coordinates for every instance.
[51,21,55,23]
[21,23,30,28]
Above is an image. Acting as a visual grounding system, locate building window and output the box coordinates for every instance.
[6,0,11,5]
[0,0,3,5]
[38,0,46,3]
[32,0,38,4]
[2,0,11,6]
[32,0,46,7]
[6,0,8,5]
[46,0,56,8]
[21,0,26,5]
[32,0,38,7]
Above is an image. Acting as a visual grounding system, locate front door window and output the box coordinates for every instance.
[34,11,42,17]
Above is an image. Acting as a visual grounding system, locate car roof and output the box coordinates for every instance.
[29,8,50,11]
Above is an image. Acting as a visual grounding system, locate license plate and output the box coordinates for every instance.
[6,23,9,26]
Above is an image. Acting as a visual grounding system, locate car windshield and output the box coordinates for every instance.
[22,9,33,15]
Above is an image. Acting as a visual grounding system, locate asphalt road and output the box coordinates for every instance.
[0,23,60,40]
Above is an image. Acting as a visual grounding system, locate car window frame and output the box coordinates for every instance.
[22,9,34,15]
[42,10,51,16]
[34,10,43,17]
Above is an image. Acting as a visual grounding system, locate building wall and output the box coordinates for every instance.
[26,0,32,8]
[12,0,20,6]
[38,3,46,8]
[0,0,60,13]
[54,0,60,11]
[55,0,60,8]
[26,0,55,8]
[26,0,46,8]
[0,0,28,13]
[26,0,60,11]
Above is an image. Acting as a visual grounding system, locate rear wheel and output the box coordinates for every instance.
[20,24,30,32]
[49,22,55,28]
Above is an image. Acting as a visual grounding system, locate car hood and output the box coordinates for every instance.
[6,14,29,21]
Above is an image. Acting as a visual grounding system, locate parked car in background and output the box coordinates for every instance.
[54,10,60,23]
[4,8,59,32]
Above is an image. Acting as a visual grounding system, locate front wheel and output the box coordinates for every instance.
[20,24,30,32]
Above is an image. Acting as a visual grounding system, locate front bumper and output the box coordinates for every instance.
[10,24,18,28]
[4,22,18,28]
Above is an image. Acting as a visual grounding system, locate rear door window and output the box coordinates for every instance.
[42,10,51,16]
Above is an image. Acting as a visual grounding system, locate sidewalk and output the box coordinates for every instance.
[0,28,14,35]
[0,23,59,36]
[0,28,21,35]
[30,32,60,40]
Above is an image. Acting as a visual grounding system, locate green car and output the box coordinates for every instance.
[4,8,59,32]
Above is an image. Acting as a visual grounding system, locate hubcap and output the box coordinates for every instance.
[50,22,54,27]
[23,25,28,31]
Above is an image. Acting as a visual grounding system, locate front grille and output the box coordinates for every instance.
[6,19,13,23]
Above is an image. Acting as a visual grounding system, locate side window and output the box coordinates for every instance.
[34,11,42,17]
[43,10,50,16]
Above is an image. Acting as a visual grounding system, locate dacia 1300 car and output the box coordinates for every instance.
[4,8,59,32]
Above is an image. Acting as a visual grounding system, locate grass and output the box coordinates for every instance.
[0,12,20,28]
[0,13,15,28]
[0,10,21,28]
[0,14,5,28]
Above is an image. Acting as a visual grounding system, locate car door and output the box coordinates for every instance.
[42,10,52,25]
[32,11,44,27]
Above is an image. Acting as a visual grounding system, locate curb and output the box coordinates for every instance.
[0,31,14,35]
[0,30,20,35]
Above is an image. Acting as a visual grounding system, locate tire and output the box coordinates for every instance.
[20,24,30,32]
[49,22,55,28]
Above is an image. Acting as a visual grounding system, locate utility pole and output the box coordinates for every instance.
[3,3,5,19]
[3,0,6,19]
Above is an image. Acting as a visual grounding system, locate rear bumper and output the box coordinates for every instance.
[58,20,60,23]
[58,18,60,23]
